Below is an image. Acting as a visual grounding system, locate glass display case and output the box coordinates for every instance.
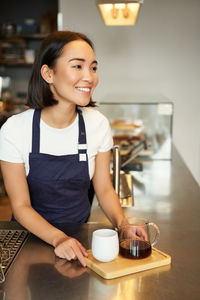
[97,102,173,163]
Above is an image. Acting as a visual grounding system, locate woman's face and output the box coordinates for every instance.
[46,40,99,107]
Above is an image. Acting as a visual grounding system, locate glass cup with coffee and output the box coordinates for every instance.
[119,218,160,259]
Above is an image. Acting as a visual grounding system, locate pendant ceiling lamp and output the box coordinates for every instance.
[96,0,143,26]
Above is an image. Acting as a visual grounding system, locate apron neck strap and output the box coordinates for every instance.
[31,108,87,154]
[77,108,87,148]
[32,109,41,154]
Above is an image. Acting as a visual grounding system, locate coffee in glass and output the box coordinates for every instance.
[119,218,160,259]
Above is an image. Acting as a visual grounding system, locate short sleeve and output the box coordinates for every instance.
[0,117,24,163]
[98,116,113,152]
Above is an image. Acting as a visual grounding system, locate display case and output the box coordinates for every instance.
[97,102,173,162]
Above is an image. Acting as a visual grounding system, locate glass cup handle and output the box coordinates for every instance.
[149,222,160,247]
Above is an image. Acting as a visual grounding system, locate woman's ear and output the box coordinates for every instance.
[40,64,53,84]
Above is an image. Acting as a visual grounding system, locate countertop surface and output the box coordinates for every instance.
[1,148,200,300]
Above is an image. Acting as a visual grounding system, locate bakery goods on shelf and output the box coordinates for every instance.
[111,120,142,130]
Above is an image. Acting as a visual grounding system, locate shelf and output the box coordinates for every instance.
[16,33,48,40]
[0,59,33,67]
[0,34,48,67]
[0,33,48,40]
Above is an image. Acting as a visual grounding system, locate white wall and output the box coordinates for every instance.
[59,0,200,185]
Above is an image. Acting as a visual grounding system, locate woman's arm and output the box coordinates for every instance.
[92,150,128,229]
[0,161,88,266]
[92,151,147,240]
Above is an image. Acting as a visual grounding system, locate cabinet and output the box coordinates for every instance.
[0,34,47,67]
[0,0,58,100]
[0,34,47,110]
[98,102,173,161]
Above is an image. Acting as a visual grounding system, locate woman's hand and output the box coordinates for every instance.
[119,225,148,242]
[135,226,148,241]
[119,219,148,242]
[54,237,88,267]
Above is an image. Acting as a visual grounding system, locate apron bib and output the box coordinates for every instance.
[26,109,91,224]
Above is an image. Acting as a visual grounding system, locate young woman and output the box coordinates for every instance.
[0,31,127,267]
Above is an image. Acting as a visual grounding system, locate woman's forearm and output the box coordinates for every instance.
[92,151,128,229]
[1,161,68,247]
[96,186,128,229]
[13,205,67,247]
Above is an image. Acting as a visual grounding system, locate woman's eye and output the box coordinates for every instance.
[91,66,98,72]
[73,65,82,70]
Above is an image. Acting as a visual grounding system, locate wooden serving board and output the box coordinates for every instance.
[86,248,171,279]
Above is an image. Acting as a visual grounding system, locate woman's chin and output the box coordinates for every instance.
[76,99,91,107]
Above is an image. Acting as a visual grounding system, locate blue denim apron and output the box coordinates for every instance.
[26,109,91,225]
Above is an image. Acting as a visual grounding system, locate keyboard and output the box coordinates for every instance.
[0,229,29,282]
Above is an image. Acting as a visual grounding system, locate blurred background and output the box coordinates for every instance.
[0,0,199,187]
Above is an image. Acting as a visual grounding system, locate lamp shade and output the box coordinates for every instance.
[96,0,143,26]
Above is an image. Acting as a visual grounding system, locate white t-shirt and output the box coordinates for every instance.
[0,107,113,179]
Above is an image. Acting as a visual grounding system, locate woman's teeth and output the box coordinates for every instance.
[76,87,90,92]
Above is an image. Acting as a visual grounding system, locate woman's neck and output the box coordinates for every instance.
[41,103,77,129]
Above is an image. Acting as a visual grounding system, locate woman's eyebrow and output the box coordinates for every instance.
[68,58,98,64]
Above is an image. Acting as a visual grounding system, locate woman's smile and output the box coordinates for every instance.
[75,87,91,93]
[47,40,99,107]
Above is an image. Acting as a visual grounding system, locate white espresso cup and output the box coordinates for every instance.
[92,229,119,262]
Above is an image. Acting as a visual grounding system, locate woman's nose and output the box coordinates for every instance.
[82,68,94,83]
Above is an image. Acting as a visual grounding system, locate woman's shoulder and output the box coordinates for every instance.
[80,107,109,124]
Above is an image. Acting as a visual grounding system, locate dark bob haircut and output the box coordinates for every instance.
[26,30,96,109]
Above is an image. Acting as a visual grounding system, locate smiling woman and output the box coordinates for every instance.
[40,40,99,110]
[27,31,98,110]
[0,30,128,267]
